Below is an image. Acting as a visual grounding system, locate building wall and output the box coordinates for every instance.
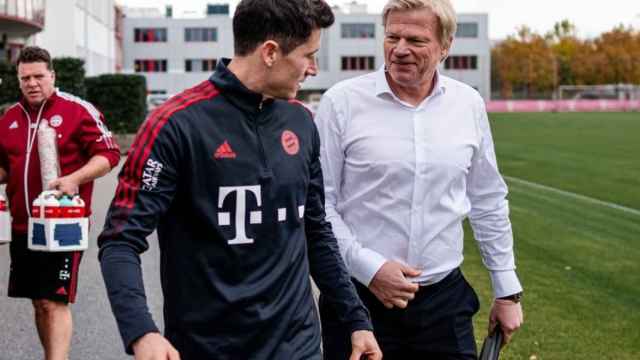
[123,15,233,95]
[446,14,491,100]
[304,13,385,91]
[123,10,491,100]
[32,0,117,76]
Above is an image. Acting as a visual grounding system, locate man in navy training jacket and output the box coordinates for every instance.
[98,0,382,359]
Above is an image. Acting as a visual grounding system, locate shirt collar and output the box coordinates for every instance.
[374,65,447,105]
[19,89,59,114]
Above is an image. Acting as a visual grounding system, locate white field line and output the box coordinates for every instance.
[504,176,640,217]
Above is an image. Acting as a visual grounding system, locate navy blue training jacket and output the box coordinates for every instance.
[98,59,372,359]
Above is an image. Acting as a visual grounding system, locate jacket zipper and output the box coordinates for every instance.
[254,101,272,182]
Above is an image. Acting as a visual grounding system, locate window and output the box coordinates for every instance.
[456,23,478,38]
[185,59,218,72]
[134,59,168,72]
[207,4,229,15]
[444,55,478,70]
[185,27,218,42]
[134,28,167,42]
[341,23,375,38]
[341,56,375,71]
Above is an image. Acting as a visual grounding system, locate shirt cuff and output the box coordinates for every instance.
[125,326,160,355]
[351,248,387,287]
[348,319,374,334]
[489,270,523,298]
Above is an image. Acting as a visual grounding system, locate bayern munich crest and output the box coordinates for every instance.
[281,130,300,156]
[49,115,63,128]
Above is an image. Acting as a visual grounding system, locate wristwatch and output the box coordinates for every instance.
[498,292,523,303]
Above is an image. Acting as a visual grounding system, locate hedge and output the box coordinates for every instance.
[0,60,20,106]
[86,74,147,134]
[52,57,86,97]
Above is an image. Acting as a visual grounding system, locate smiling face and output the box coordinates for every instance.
[383,7,450,94]
[18,61,56,108]
[264,29,321,100]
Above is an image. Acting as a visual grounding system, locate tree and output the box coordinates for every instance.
[492,26,555,98]
[492,22,640,99]
[547,20,581,86]
[0,61,20,106]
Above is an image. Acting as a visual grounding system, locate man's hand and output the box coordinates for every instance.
[349,330,382,360]
[488,299,523,347]
[369,261,421,309]
[132,332,180,360]
[48,175,80,196]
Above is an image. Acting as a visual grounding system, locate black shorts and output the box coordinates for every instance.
[8,232,83,303]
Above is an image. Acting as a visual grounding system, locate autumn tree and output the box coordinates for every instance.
[492,26,555,98]
[492,21,640,99]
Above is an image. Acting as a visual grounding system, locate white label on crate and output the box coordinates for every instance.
[0,211,11,243]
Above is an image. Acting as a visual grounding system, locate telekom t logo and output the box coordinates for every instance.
[218,186,262,245]
[217,185,305,245]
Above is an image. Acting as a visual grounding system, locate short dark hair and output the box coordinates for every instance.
[16,46,53,70]
[233,0,334,56]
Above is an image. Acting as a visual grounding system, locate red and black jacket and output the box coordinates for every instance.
[98,59,371,359]
[0,91,120,234]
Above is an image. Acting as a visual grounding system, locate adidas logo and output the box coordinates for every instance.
[214,140,237,159]
[56,286,68,296]
[9,121,18,129]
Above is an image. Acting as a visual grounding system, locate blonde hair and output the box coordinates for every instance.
[382,0,457,49]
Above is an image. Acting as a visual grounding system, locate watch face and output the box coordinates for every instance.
[500,292,522,303]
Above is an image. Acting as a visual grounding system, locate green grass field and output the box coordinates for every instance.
[462,112,640,359]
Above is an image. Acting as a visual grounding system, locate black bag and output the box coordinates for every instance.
[479,327,503,360]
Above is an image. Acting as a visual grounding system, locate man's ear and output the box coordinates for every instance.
[441,37,453,62]
[260,40,280,68]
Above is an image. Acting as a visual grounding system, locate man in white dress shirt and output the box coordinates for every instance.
[315,0,523,358]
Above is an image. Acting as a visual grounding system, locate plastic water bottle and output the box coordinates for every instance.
[32,195,43,218]
[59,195,85,218]
[0,194,7,212]
[42,192,61,218]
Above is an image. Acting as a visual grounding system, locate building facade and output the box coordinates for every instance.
[0,0,46,62]
[122,11,232,96]
[31,0,119,76]
[123,5,491,100]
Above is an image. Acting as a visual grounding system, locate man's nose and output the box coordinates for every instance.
[25,78,38,87]
[307,57,318,77]
[394,39,411,55]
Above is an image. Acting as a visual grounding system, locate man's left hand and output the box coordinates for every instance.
[349,330,382,360]
[48,175,80,196]
[488,299,523,347]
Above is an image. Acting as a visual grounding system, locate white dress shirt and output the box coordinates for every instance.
[315,68,522,298]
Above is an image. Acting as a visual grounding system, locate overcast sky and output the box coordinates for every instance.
[117,0,640,40]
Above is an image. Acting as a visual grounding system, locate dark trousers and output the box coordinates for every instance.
[319,268,479,360]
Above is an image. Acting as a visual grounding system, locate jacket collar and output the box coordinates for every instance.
[19,89,60,115]
[209,58,273,114]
